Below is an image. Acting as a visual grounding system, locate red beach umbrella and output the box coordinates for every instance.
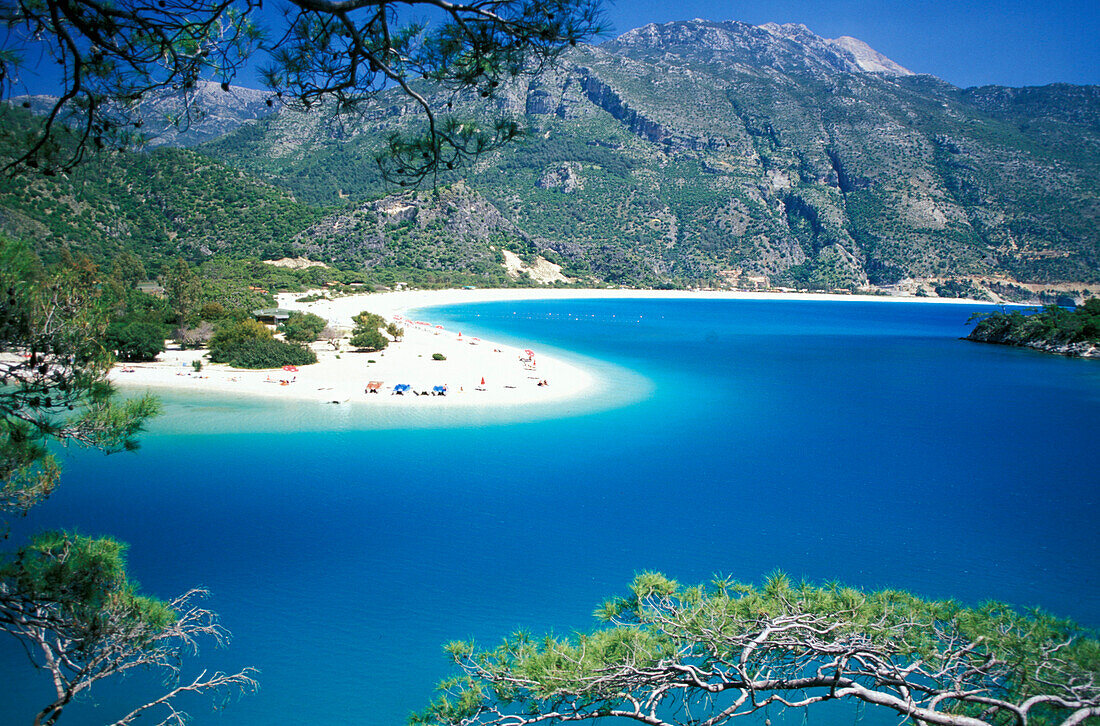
[480,376,485,385]
[524,349,535,357]
[283,365,298,372]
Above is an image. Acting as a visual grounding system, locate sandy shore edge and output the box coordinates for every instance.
[108,288,993,408]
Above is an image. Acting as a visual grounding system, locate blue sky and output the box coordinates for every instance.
[601,0,1100,87]
[11,1,1100,94]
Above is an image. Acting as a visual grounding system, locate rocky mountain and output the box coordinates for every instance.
[290,183,550,280]
[5,20,1098,297]
[12,81,275,148]
[194,19,1099,296]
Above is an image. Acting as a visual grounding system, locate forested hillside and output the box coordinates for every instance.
[0,107,321,271]
[5,20,1099,297]
[203,20,1100,297]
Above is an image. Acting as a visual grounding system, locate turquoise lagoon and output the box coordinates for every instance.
[2,298,1099,725]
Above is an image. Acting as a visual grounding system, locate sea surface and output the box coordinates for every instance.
[2,298,1098,726]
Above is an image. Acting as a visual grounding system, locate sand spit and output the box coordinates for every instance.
[109,288,991,408]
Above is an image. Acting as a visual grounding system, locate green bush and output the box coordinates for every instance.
[281,311,327,343]
[349,309,389,351]
[432,353,446,361]
[199,302,229,321]
[352,310,385,329]
[208,319,272,363]
[968,298,1100,346]
[349,327,388,351]
[221,338,317,369]
[105,320,167,362]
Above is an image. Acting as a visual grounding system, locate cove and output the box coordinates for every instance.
[2,298,1097,726]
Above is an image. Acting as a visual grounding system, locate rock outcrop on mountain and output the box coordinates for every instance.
[7,19,1097,295]
[137,82,275,147]
[289,184,555,279]
[13,81,274,148]
[197,19,1099,293]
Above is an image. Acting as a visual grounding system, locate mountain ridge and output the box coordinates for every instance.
[4,19,1098,300]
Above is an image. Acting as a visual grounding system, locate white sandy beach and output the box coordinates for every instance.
[109,288,991,408]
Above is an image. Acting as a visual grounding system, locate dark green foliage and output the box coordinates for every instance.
[208,319,273,362]
[0,237,255,726]
[432,353,446,361]
[2,532,175,633]
[935,279,992,301]
[414,572,1100,726]
[281,311,327,343]
[208,318,316,367]
[97,280,174,362]
[164,258,201,326]
[217,337,317,369]
[105,320,168,362]
[0,238,161,517]
[201,120,392,206]
[350,310,389,351]
[200,302,230,321]
[967,299,1100,353]
[350,328,388,352]
[0,107,323,273]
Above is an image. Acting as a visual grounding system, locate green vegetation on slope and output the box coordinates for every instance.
[966,299,1100,355]
[0,107,323,271]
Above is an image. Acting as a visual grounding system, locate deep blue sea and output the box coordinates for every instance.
[3,298,1099,726]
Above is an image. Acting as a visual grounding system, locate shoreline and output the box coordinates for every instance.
[285,287,1002,323]
[110,288,999,409]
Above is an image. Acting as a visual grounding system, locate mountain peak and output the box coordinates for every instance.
[606,19,914,79]
[827,35,913,76]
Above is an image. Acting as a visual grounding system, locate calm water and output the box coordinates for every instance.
[3,299,1098,726]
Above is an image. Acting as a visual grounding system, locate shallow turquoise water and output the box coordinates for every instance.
[2,298,1098,725]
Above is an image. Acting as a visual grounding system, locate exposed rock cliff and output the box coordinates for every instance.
[175,20,1100,289]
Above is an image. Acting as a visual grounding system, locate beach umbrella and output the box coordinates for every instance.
[480,376,485,385]
[435,325,444,329]
[283,365,299,372]
[524,349,535,357]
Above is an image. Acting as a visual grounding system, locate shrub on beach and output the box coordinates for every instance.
[105,320,168,362]
[218,338,317,369]
[349,327,388,352]
[208,318,315,368]
[281,312,327,343]
[349,310,390,352]
[432,353,446,361]
[209,319,271,357]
